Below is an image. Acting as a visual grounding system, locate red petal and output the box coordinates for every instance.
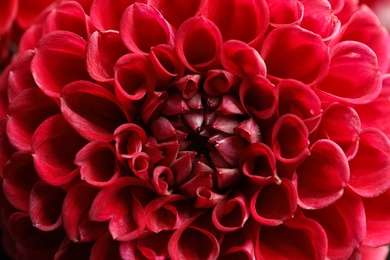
[193,187,225,208]
[127,152,152,181]
[173,74,201,99]
[251,178,297,226]
[295,139,349,209]
[31,31,90,99]
[348,129,390,197]
[120,3,174,54]
[114,123,147,160]
[16,0,54,29]
[204,69,239,96]
[359,245,390,260]
[267,0,304,27]
[90,232,121,260]
[175,16,222,72]
[32,115,87,186]
[234,118,261,144]
[0,0,17,34]
[202,0,269,45]
[317,41,382,105]
[60,80,129,142]
[215,135,247,166]
[151,165,175,196]
[261,25,330,85]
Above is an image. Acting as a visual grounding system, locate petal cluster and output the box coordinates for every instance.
[0,0,390,259]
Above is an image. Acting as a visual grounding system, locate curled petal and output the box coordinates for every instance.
[256,217,327,260]
[304,189,366,259]
[234,118,261,144]
[128,152,152,181]
[179,161,214,199]
[2,152,39,212]
[267,0,304,27]
[86,30,128,82]
[363,189,390,247]
[194,187,225,208]
[114,123,148,160]
[173,74,201,99]
[294,139,350,209]
[175,16,222,72]
[89,177,156,241]
[60,80,130,142]
[202,0,269,45]
[212,193,250,232]
[7,87,60,151]
[314,103,361,159]
[276,79,322,133]
[348,129,390,197]
[220,40,266,78]
[272,114,310,168]
[152,166,175,196]
[114,53,156,113]
[90,0,147,30]
[31,31,90,99]
[204,69,238,96]
[32,115,87,186]
[168,215,220,260]
[75,141,121,187]
[120,3,174,54]
[62,183,106,242]
[316,41,382,105]
[29,181,66,231]
[239,143,279,185]
[250,179,297,226]
[239,76,277,121]
[261,25,329,85]
[144,194,191,233]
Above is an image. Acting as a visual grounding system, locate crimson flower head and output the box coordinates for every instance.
[1,0,390,259]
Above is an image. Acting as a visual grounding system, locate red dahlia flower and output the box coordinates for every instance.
[1,0,390,259]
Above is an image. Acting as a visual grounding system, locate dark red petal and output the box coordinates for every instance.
[127,152,152,181]
[256,217,327,260]
[7,87,60,151]
[215,135,247,166]
[148,0,205,29]
[261,25,330,85]
[2,152,39,212]
[0,0,17,35]
[32,115,87,186]
[363,189,390,247]
[151,165,175,196]
[31,31,90,99]
[61,80,129,142]
[90,232,121,260]
[316,41,382,105]
[216,167,241,190]
[234,118,261,144]
[120,3,174,54]
[220,40,266,78]
[173,74,201,99]
[239,142,280,185]
[202,0,269,45]
[304,189,366,259]
[150,117,176,141]
[75,141,121,187]
[239,76,277,120]
[175,16,222,72]
[348,129,390,197]
[250,178,297,226]
[194,187,225,208]
[29,181,66,231]
[86,30,128,82]
[276,79,322,134]
[144,194,190,232]
[62,183,106,242]
[179,161,214,199]
[295,139,349,209]
[54,239,94,260]
[168,216,220,260]
[170,151,196,185]
[203,69,238,96]
[90,0,147,30]
[114,123,147,160]
[267,0,304,27]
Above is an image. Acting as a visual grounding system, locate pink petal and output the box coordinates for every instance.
[256,217,327,260]
[114,123,148,160]
[313,103,361,159]
[175,16,222,72]
[316,41,382,105]
[120,3,174,54]
[60,80,130,142]
[239,142,280,185]
[303,189,366,259]
[251,178,297,226]
[32,115,87,186]
[261,25,330,85]
[239,75,277,120]
[202,0,269,45]
[2,152,39,212]
[220,40,266,78]
[31,31,90,99]
[29,181,66,231]
[7,87,60,151]
[86,30,128,82]
[75,141,121,187]
[267,0,304,27]
[294,139,349,209]
[276,79,322,134]
[348,129,390,197]
[90,0,147,31]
